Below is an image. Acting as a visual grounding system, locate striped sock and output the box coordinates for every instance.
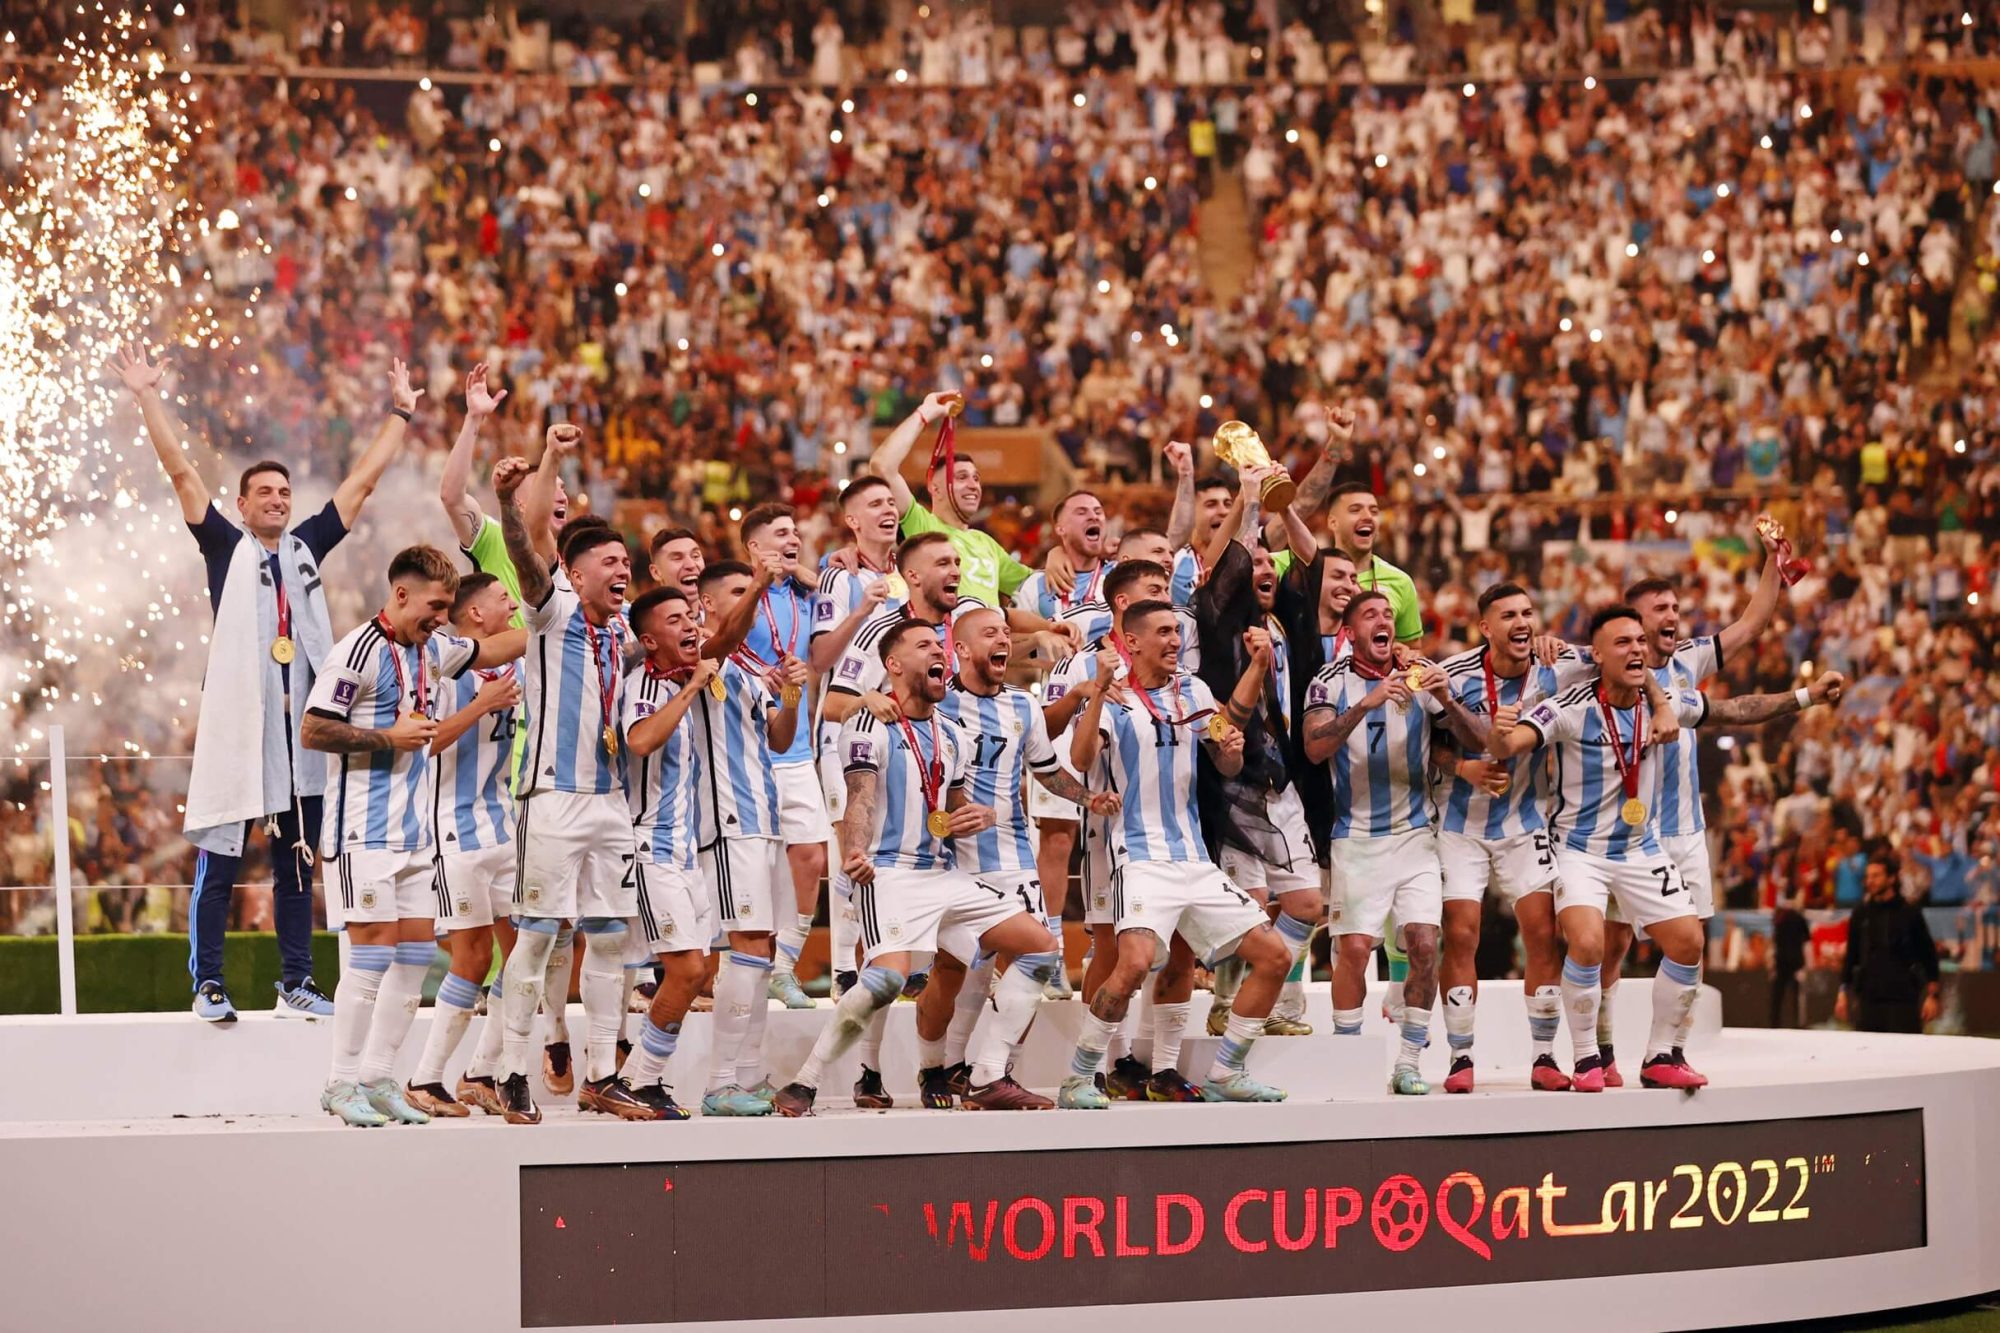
[1333,1006,1364,1035]
[1562,958,1602,1065]
[1070,1010,1120,1079]
[773,913,812,975]
[1397,1005,1431,1072]
[328,944,392,1084]
[1526,985,1561,1059]
[1207,1011,1263,1081]
[359,941,436,1083]
[624,1016,680,1087]
[731,951,775,1089]
[1442,985,1475,1060]
[1649,957,1702,1060]
[412,971,482,1087]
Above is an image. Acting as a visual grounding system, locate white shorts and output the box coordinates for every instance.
[1111,860,1268,961]
[1663,831,1715,920]
[1330,828,1443,943]
[970,871,1047,927]
[819,747,848,824]
[513,790,636,921]
[631,859,715,956]
[703,835,782,934]
[773,762,832,845]
[1081,819,1118,926]
[856,865,1033,965]
[432,842,517,931]
[1553,845,1696,932]
[1029,753,1084,823]
[329,847,435,928]
[1218,785,1319,897]
[1437,828,1559,906]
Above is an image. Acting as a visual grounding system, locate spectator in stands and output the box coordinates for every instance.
[1836,856,1943,1033]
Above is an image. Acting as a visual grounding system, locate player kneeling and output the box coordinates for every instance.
[773,623,1059,1116]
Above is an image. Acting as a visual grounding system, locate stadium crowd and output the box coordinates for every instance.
[4,1,2000,986]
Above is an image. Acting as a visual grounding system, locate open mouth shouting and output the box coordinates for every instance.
[1351,518,1377,549]
[678,630,699,656]
[1083,520,1104,552]
[1370,627,1393,654]
[608,577,629,608]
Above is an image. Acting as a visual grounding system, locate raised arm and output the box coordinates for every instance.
[439,363,508,548]
[1717,519,1789,664]
[495,458,553,610]
[332,358,422,527]
[868,390,961,517]
[109,343,210,525]
[1218,629,1273,732]
[1163,439,1197,550]
[1701,672,1846,727]
[626,661,715,758]
[518,423,573,568]
[808,577,890,674]
[1303,676,1400,763]
[700,552,778,661]
[1069,678,1111,773]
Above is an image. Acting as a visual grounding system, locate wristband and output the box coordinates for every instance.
[1795,687,1812,709]
[390,407,413,422]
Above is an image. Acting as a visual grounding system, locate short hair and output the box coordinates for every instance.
[840,475,893,508]
[928,452,978,482]
[627,585,688,636]
[698,559,753,592]
[1120,598,1177,631]
[388,544,460,595]
[451,570,499,616]
[557,514,610,552]
[1867,853,1900,878]
[878,618,937,664]
[1477,582,1532,615]
[739,502,794,546]
[561,524,627,569]
[1104,559,1168,606]
[1343,590,1391,625]
[238,460,290,495]
[1055,489,1101,519]
[1323,546,1357,567]
[1588,604,1644,639]
[1194,472,1233,495]
[896,530,954,571]
[1329,480,1377,506]
[649,526,699,558]
[1623,576,1677,604]
[1117,527,1167,554]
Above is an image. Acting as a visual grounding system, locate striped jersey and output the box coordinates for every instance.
[838,709,971,871]
[1653,636,1720,838]
[1088,672,1220,867]
[519,585,627,798]
[1014,560,1115,620]
[739,578,815,768]
[1303,663,1444,839]
[689,658,783,845]
[1169,545,1203,607]
[811,563,906,641]
[939,682,1060,875]
[623,666,703,869]
[1434,646,1590,840]
[430,661,520,853]
[1056,598,1113,650]
[819,600,985,751]
[1519,682,1710,860]
[307,620,477,855]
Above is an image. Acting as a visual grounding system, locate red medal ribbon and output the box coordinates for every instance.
[1122,667,1216,730]
[735,586,802,672]
[583,616,620,732]
[895,712,946,818]
[929,411,960,520]
[1066,560,1103,612]
[274,572,292,641]
[374,613,428,716]
[1595,685,1645,804]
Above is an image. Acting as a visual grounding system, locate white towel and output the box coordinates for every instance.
[182,536,269,839]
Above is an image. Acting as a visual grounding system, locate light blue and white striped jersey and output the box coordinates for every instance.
[1434,646,1591,840]
[819,601,984,753]
[690,658,783,845]
[308,620,477,855]
[1264,616,1294,731]
[740,578,815,768]
[839,709,971,871]
[520,585,627,798]
[1014,560,1116,621]
[1169,545,1203,608]
[623,666,703,869]
[1303,663,1443,839]
[430,661,520,853]
[1056,598,1113,650]
[940,682,1059,875]
[811,564,906,642]
[1653,636,1720,838]
[1091,672,1220,867]
[1521,682,1709,860]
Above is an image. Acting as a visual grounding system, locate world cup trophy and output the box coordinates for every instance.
[1213,420,1297,511]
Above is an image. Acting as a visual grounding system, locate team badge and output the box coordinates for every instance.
[526,886,542,905]
[455,897,471,914]
[359,888,376,908]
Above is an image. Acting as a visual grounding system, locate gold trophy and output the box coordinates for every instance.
[1213,420,1297,511]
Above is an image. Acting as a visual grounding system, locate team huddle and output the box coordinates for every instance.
[121,353,1845,1126]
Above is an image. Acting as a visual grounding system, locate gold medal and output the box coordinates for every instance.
[1620,797,1647,827]
[927,809,952,838]
[270,635,296,665]
[708,675,727,701]
[782,683,802,708]
[886,572,908,600]
[1207,714,1229,742]
[1492,776,1510,797]
[1406,664,1426,692]
[603,725,618,756]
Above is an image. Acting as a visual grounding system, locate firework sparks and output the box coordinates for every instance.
[1,6,222,755]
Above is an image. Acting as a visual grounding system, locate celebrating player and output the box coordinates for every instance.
[774,623,1059,1116]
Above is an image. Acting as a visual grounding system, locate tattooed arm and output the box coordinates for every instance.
[1702,672,1846,727]
[840,767,881,885]
[1303,677,1400,763]
[496,461,553,610]
[302,711,431,754]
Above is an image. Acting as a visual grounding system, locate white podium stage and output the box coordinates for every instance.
[2,984,1995,1333]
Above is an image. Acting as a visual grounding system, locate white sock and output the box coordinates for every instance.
[1068,1009,1120,1080]
[944,955,995,1066]
[579,925,627,1082]
[328,943,391,1084]
[1526,985,1561,1059]
[774,911,813,979]
[1383,976,1406,1027]
[502,927,558,1079]
[1332,1005,1365,1035]
[794,965,899,1089]
[1109,985,1147,1065]
[1209,954,1246,1008]
[1649,958,1702,1060]
[1396,1004,1432,1072]
[1597,976,1618,1054]
[624,1015,679,1087]
[829,875,859,978]
[543,926,574,1044]
[1563,959,1603,1064]
[707,953,762,1091]
[1207,1011,1263,1081]
[1150,999,1192,1074]
[968,953,1057,1084]
[737,960,774,1087]
[856,1002,890,1072]
[359,942,434,1083]
[1442,985,1476,1063]
[412,971,481,1086]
